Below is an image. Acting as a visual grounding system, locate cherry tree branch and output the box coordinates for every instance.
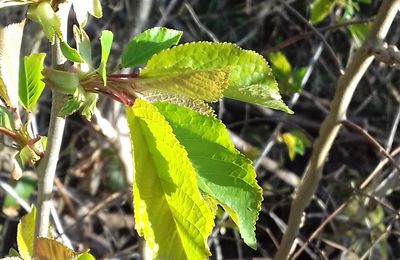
[34,1,71,238]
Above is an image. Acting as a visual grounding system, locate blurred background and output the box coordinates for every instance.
[1,0,400,259]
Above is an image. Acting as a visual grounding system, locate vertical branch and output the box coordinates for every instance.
[273,1,400,259]
[34,1,71,238]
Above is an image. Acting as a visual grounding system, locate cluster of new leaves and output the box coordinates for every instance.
[310,0,372,47]
[44,26,291,258]
[0,0,292,259]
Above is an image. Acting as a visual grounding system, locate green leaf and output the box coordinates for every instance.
[154,102,263,249]
[72,0,102,27]
[8,248,20,257]
[0,21,25,108]
[17,206,36,260]
[348,23,370,48]
[141,42,291,113]
[73,26,93,71]
[98,30,113,85]
[134,68,229,102]
[18,53,46,110]
[280,130,311,160]
[0,106,15,130]
[33,238,79,260]
[60,41,85,63]
[310,0,336,24]
[126,99,214,259]
[121,27,182,68]
[27,1,61,43]
[267,51,292,78]
[76,252,96,260]
[81,92,98,120]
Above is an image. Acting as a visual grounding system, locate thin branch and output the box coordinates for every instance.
[341,120,400,173]
[34,2,71,238]
[273,1,400,259]
[265,18,373,53]
[278,0,344,76]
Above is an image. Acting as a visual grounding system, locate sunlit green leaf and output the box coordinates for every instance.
[60,41,84,63]
[126,99,214,259]
[17,206,36,260]
[98,30,113,85]
[154,102,263,249]
[121,27,182,68]
[18,53,46,110]
[0,21,25,108]
[348,23,370,48]
[310,0,336,24]
[280,130,311,160]
[267,51,292,78]
[141,42,291,113]
[27,1,61,43]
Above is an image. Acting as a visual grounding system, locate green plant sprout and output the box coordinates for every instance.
[0,0,291,259]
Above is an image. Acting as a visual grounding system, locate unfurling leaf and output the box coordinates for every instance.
[280,130,311,160]
[98,30,113,85]
[17,206,36,260]
[27,1,61,43]
[141,42,291,113]
[126,99,214,259]
[121,27,182,68]
[18,53,46,110]
[154,102,263,249]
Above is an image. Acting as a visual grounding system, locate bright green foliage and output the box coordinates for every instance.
[27,1,61,43]
[121,27,182,68]
[279,130,311,160]
[73,26,94,71]
[141,42,291,113]
[72,0,103,27]
[126,99,214,259]
[348,23,370,48]
[154,102,263,249]
[267,52,292,77]
[268,51,306,94]
[60,41,84,63]
[310,0,335,24]
[98,30,113,85]
[0,106,15,130]
[134,68,229,102]
[18,53,46,111]
[17,206,36,260]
